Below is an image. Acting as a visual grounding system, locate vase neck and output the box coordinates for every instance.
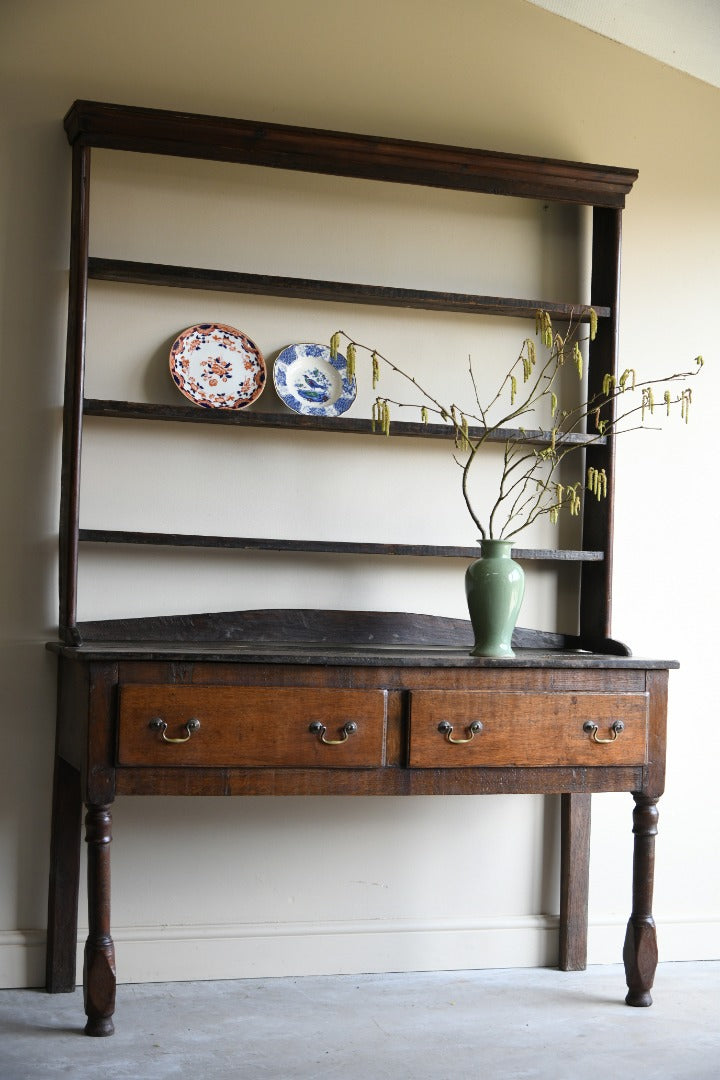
[479,539,514,558]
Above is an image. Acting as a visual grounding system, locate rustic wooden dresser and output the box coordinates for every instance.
[46,102,672,1036]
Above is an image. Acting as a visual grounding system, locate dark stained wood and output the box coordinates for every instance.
[50,641,672,670]
[70,608,622,655]
[623,795,659,1007]
[115,764,648,798]
[58,100,633,647]
[85,662,118,806]
[74,608,489,646]
[88,257,610,322]
[180,657,654,689]
[82,804,115,1036]
[55,659,90,771]
[65,101,638,208]
[385,690,405,767]
[645,669,669,797]
[77,528,603,565]
[84,397,605,448]
[50,102,669,1038]
[580,206,622,641]
[45,755,82,992]
[559,792,591,971]
[58,143,91,646]
[47,635,671,1035]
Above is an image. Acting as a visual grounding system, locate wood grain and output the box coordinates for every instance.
[48,100,670,1035]
[65,100,638,207]
[87,258,609,322]
[118,685,387,768]
[559,792,591,971]
[45,756,82,992]
[408,690,648,768]
[84,396,605,449]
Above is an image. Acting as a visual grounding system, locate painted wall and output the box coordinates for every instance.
[1,0,718,987]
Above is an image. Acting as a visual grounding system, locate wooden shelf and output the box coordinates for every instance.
[84,399,604,448]
[78,528,603,563]
[87,257,610,323]
[65,100,639,209]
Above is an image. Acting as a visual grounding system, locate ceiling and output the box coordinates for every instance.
[527,0,720,89]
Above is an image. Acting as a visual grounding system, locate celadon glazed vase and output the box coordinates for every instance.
[465,539,525,657]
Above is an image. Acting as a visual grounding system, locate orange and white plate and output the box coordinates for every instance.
[169,323,266,408]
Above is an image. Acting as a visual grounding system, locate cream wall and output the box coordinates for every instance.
[1,0,718,988]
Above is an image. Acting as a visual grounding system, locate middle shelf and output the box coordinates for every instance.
[84,399,605,448]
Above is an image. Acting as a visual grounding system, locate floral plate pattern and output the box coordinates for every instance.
[169,323,266,408]
[273,343,356,416]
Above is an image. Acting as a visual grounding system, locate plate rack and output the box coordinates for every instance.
[60,101,637,644]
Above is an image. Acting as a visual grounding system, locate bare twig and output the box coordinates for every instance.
[332,321,703,539]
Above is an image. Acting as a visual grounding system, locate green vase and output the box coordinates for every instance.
[465,539,525,658]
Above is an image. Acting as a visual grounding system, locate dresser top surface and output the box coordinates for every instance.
[46,610,678,669]
[46,639,677,670]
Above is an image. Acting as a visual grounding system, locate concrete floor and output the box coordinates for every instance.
[1,962,718,1080]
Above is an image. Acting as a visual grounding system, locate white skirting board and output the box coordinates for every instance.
[2,915,719,988]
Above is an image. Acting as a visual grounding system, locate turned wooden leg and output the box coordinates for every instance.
[623,794,659,1007]
[46,755,82,992]
[83,804,116,1036]
[559,792,591,971]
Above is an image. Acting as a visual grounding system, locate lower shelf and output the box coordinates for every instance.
[77,529,604,562]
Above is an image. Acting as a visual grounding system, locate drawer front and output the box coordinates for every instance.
[408,691,649,768]
[118,685,387,768]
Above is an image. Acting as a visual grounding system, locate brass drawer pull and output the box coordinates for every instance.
[309,721,358,745]
[583,719,625,744]
[149,717,201,744]
[438,720,483,744]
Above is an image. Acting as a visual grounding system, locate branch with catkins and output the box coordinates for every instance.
[330,313,704,540]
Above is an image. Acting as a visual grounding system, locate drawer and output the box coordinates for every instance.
[408,691,648,768]
[117,685,387,768]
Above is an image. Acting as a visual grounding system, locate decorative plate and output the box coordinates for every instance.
[273,343,357,416]
[169,323,266,408]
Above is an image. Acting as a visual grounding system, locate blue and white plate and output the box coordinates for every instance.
[273,343,357,416]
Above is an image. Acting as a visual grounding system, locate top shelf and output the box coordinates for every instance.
[65,100,639,209]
